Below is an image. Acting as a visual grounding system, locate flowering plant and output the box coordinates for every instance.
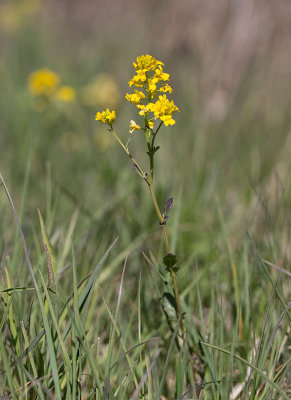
[95,55,184,337]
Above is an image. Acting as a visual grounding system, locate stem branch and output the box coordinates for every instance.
[111,129,148,182]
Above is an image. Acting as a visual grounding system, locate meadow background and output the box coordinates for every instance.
[0,0,290,398]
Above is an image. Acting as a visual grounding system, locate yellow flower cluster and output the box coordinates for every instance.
[126,55,179,127]
[28,68,76,104]
[94,55,179,131]
[125,90,146,105]
[95,108,116,125]
[151,95,179,126]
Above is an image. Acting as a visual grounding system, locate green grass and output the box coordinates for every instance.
[0,8,291,399]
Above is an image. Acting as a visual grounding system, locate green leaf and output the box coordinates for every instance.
[163,252,179,273]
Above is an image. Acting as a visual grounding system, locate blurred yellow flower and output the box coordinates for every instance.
[0,0,40,34]
[56,86,76,103]
[28,69,76,111]
[82,74,120,108]
[95,108,116,125]
[29,68,59,96]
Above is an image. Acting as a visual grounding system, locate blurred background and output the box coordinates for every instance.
[0,0,290,282]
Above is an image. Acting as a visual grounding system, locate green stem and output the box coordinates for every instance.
[111,129,148,182]
[149,142,154,180]
[149,181,185,339]
[148,182,163,224]
[111,125,185,338]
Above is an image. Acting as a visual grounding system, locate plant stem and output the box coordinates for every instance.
[149,178,185,338]
[111,127,185,338]
[111,129,148,182]
[148,182,163,223]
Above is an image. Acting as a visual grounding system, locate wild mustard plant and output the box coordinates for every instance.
[95,54,184,337]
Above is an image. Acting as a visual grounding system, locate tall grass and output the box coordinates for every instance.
[0,5,290,398]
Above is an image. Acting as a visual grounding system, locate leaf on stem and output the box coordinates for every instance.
[132,164,144,178]
[163,197,174,222]
[163,252,179,273]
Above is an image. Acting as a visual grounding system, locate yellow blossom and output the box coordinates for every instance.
[152,66,169,83]
[126,54,180,129]
[125,90,146,105]
[159,83,173,93]
[56,86,76,102]
[148,80,156,92]
[137,103,155,116]
[147,121,154,130]
[129,120,141,133]
[147,79,158,98]
[95,108,116,125]
[151,95,179,126]
[128,69,147,88]
[29,68,59,96]
[133,55,164,72]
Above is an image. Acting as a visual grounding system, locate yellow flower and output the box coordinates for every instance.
[137,103,155,116]
[129,120,141,133]
[152,66,169,83]
[147,78,158,98]
[56,86,76,102]
[29,68,59,96]
[148,80,156,92]
[159,83,173,93]
[133,55,163,72]
[125,90,146,105]
[128,69,147,88]
[127,55,180,128]
[148,121,154,130]
[152,95,179,126]
[95,108,116,125]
